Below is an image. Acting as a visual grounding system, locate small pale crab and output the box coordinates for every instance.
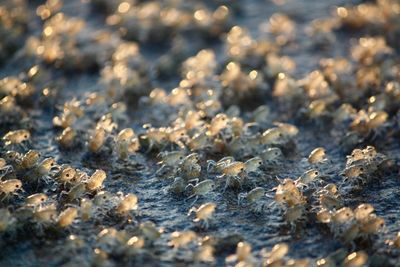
[183,110,205,130]
[284,204,306,229]
[20,150,41,170]
[168,231,198,249]
[58,207,78,228]
[238,187,266,212]
[263,243,289,263]
[178,153,201,179]
[314,183,339,197]
[331,207,354,226]
[33,158,57,178]
[30,157,57,182]
[166,126,188,149]
[93,190,114,207]
[141,125,168,152]
[188,132,212,151]
[168,177,186,195]
[2,129,31,147]
[56,127,77,148]
[318,193,342,211]
[66,183,87,202]
[25,193,48,206]
[188,202,216,228]
[308,147,328,164]
[340,164,366,185]
[185,179,215,204]
[346,146,382,167]
[155,150,185,175]
[33,204,57,229]
[80,198,93,221]
[206,113,229,137]
[354,203,374,223]
[115,128,140,160]
[225,241,255,264]
[218,161,246,191]
[0,179,23,201]
[268,178,307,209]
[274,122,299,138]
[179,153,200,172]
[3,150,21,167]
[115,193,138,215]
[244,157,263,174]
[316,209,332,224]
[55,165,77,185]
[359,214,385,236]
[260,127,286,145]
[88,127,106,153]
[86,169,107,191]
[295,169,321,188]
[261,147,284,164]
[206,156,234,174]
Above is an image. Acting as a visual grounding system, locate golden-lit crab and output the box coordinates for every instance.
[168,231,197,249]
[141,125,168,152]
[115,128,140,160]
[2,129,31,147]
[308,147,328,164]
[25,193,48,206]
[268,178,306,209]
[218,161,246,191]
[188,202,216,228]
[115,193,138,215]
[0,179,23,201]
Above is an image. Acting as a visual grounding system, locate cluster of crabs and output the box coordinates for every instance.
[1,0,400,266]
